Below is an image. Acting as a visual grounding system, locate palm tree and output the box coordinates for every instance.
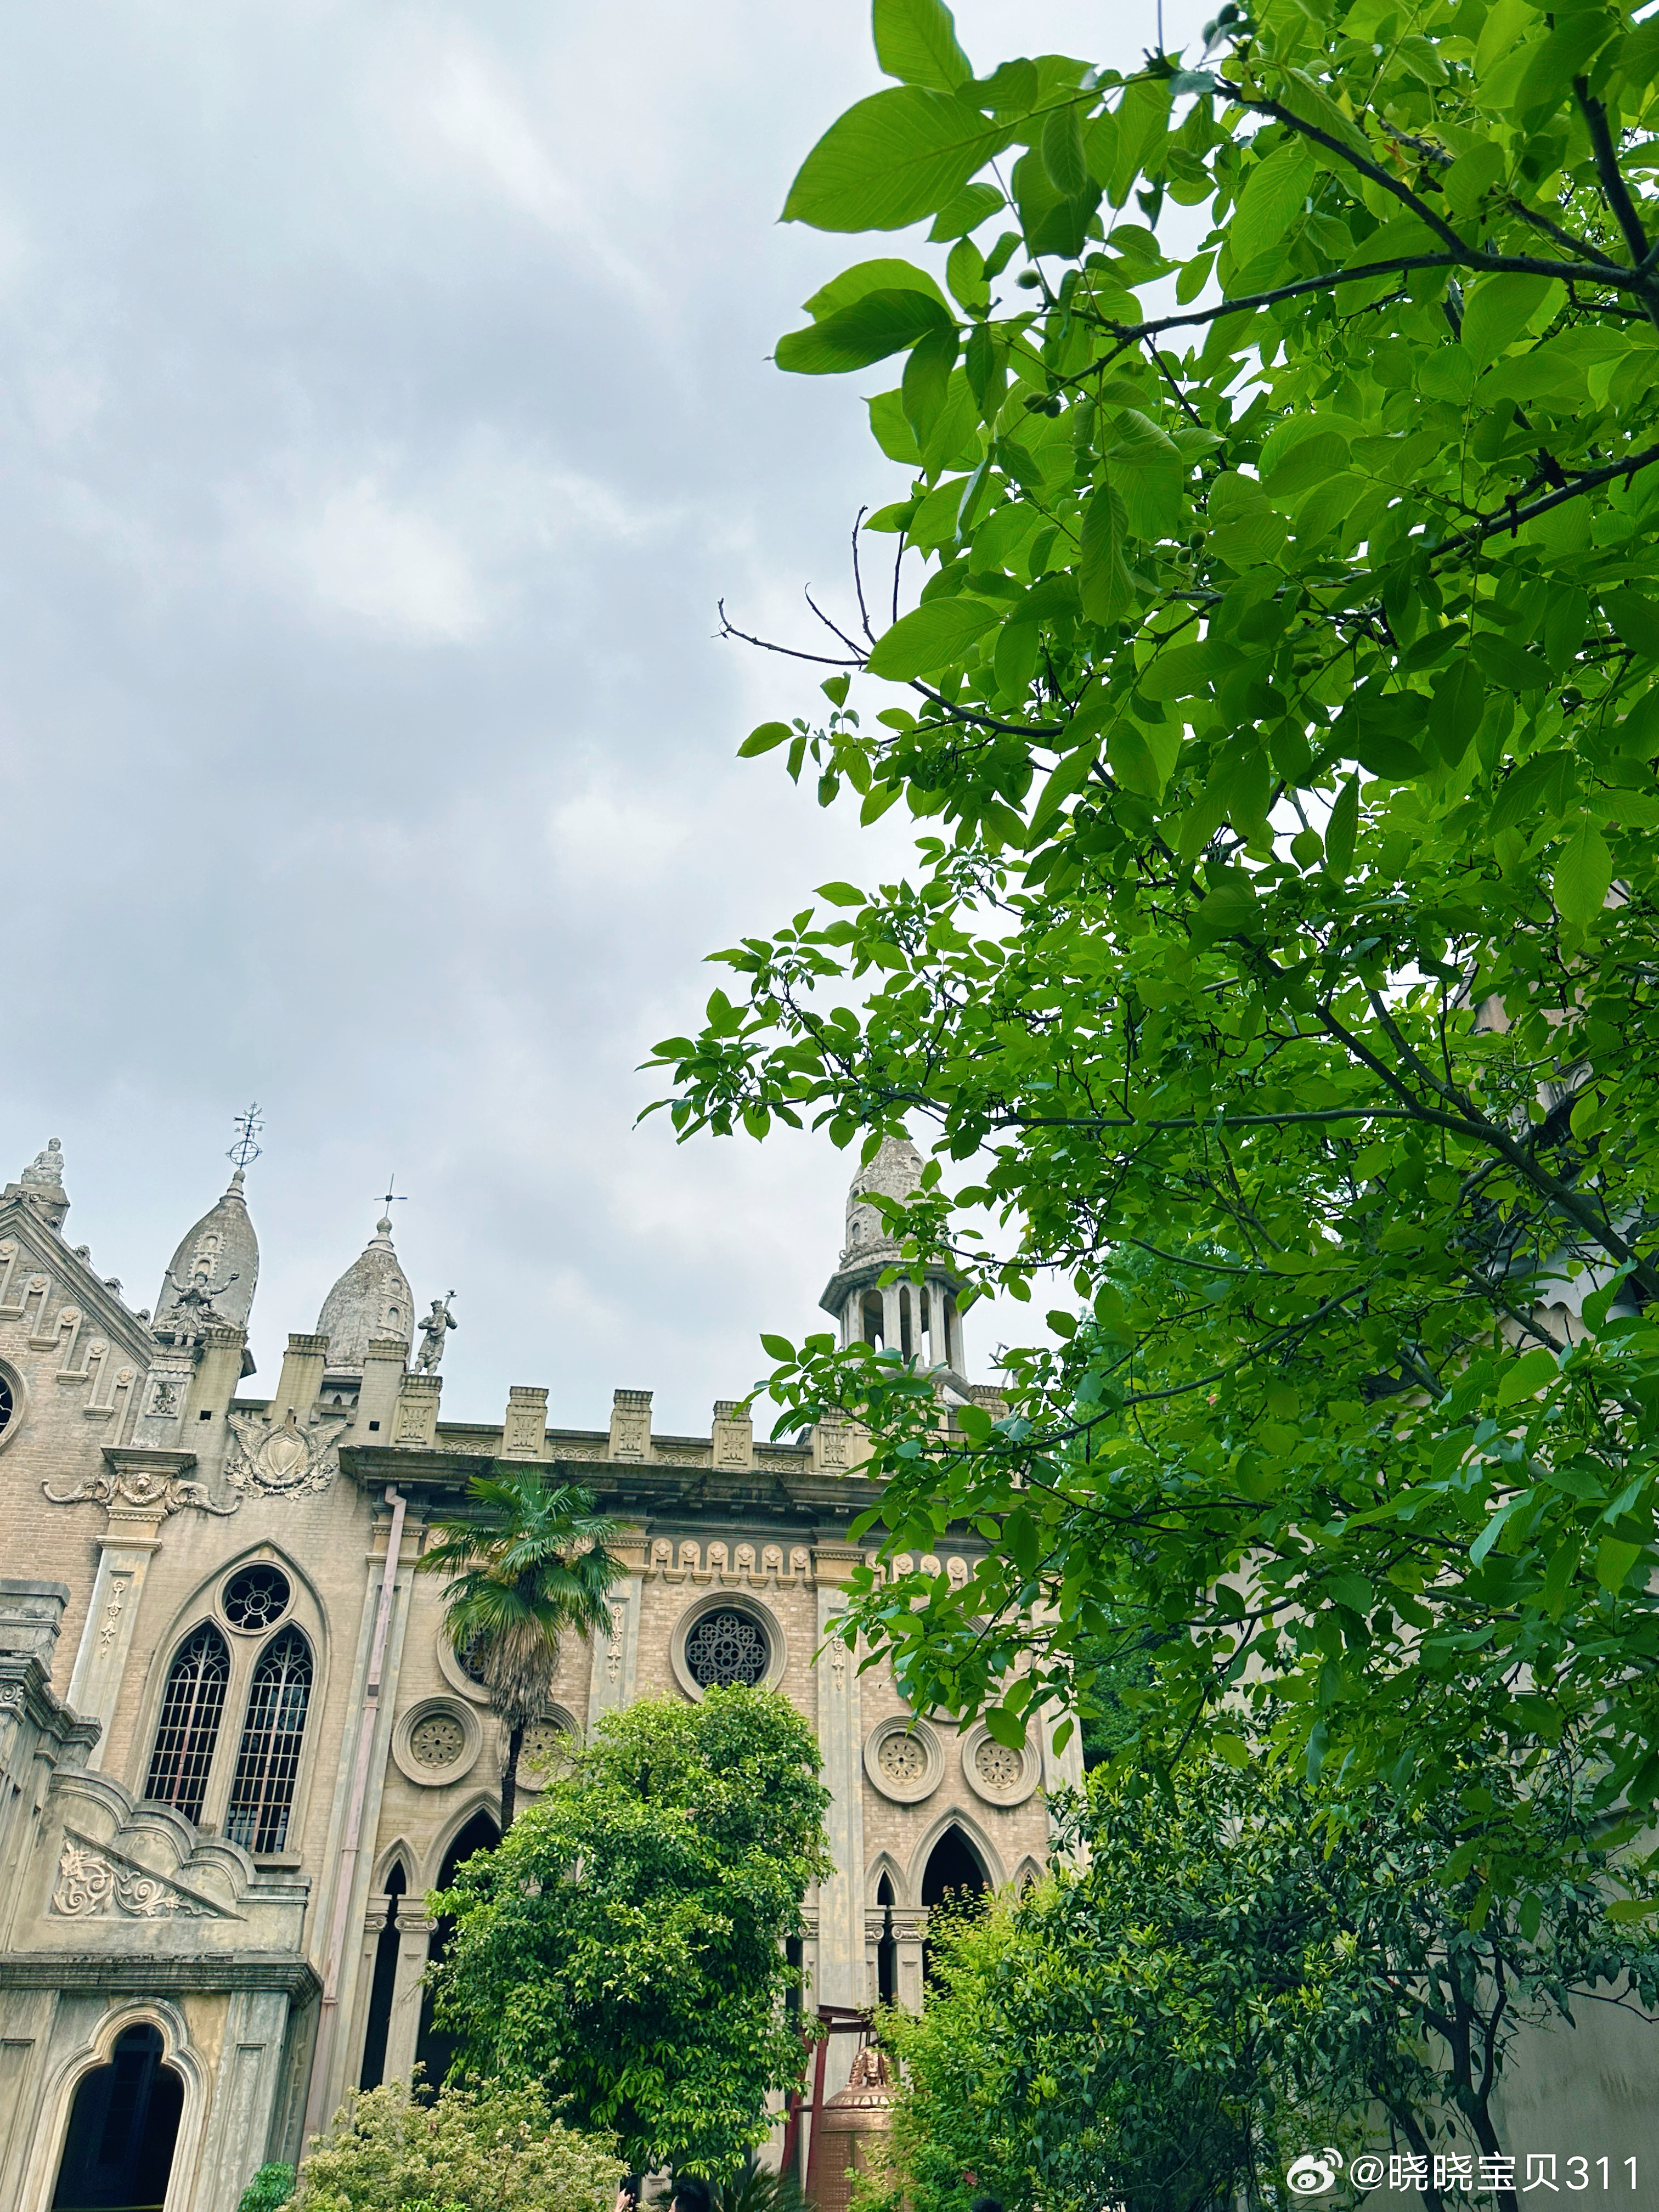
[419,1468,623,1831]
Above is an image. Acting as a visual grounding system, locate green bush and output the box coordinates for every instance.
[238,2166,296,2212]
[293,2078,620,2212]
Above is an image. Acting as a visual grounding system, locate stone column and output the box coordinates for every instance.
[65,1498,167,1746]
[309,1497,419,2123]
[892,1906,927,2011]
[607,1390,652,1462]
[187,1323,249,1493]
[812,1545,866,2010]
[584,1527,647,1730]
[382,1907,434,2086]
[863,1906,885,2008]
[352,1339,409,1442]
[880,1284,902,1358]
[501,1386,548,1459]
[391,1373,441,1449]
[268,1333,330,1429]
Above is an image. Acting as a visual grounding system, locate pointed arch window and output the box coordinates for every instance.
[144,1624,230,1822]
[225,1626,313,1853]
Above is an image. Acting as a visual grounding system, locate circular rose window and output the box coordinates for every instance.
[0,1373,14,1443]
[409,1711,467,1769]
[684,1608,770,1689]
[222,1564,292,1632]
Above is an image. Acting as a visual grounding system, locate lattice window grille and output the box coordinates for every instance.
[684,1608,770,1689]
[143,1624,230,1822]
[225,1626,313,1852]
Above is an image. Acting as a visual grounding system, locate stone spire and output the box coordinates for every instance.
[819,1132,967,1379]
[315,1212,415,1372]
[153,1166,261,1339]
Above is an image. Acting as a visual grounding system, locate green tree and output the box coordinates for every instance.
[866,1752,1659,2212]
[292,2076,619,2212]
[654,0,1659,1829]
[426,1687,832,2179]
[419,1469,623,1830]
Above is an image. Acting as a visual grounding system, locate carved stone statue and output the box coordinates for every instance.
[22,1138,65,1189]
[416,1293,458,1373]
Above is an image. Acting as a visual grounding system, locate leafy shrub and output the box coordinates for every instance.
[239,2166,296,2212]
[293,2078,620,2212]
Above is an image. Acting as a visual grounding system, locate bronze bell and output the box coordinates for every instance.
[810,2046,894,2212]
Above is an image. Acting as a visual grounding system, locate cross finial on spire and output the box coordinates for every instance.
[381,1173,409,1216]
[227,1104,263,1175]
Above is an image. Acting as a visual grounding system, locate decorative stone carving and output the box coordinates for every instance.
[227,1405,349,1498]
[392,1696,482,1785]
[51,1837,215,1920]
[961,1719,1041,1807]
[416,1293,459,1374]
[43,1456,234,1517]
[710,1400,753,1470]
[608,1388,652,1463]
[518,1707,579,1793]
[864,1715,944,1804]
[501,1384,548,1459]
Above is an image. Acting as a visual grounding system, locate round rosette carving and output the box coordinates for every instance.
[392,1696,482,1787]
[864,1716,944,1804]
[961,1720,1041,1808]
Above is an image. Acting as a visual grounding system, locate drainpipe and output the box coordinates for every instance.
[301,1483,408,2148]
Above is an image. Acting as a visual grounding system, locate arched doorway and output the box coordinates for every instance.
[358,1860,408,2092]
[921,1824,988,1987]
[414,1810,499,2094]
[53,2023,183,2211]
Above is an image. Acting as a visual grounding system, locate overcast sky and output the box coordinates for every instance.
[2,0,1195,1437]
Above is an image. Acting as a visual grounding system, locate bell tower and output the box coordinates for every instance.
[817,1133,967,1383]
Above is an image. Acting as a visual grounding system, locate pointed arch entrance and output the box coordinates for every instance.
[51,2023,183,2211]
[414,1808,499,2093]
[919,1823,989,1987]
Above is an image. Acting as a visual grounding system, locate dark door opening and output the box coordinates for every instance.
[359,1860,408,2091]
[414,1810,499,2094]
[921,1826,988,1986]
[52,2023,183,2212]
[876,1873,898,2005]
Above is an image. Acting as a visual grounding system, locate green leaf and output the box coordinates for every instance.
[1596,1536,1645,1595]
[1323,775,1359,874]
[1488,751,1573,838]
[1079,479,1133,623]
[1191,874,1261,945]
[760,1334,797,1363]
[1211,1734,1251,1769]
[783,86,1018,234]
[815,882,868,909]
[1029,740,1100,837]
[802,258,951,320]
[1429,659,1485,765]
[1041,100,1089,198]
[873,0,973,92]
[868,389,923,464]
[1470,631,1551,691]
[1231,144,1315,269]
[928,181,1005,239]
[1602,588,1659,659]
[1496,1347,1558,1408]
[738,721,794,758]
[1609,1895,1659,1922]
[1460,275,1564,370]
[902,325,960,448]
[776,288,956,375]
[1554,815,1613,932]
[1442,139,1505,216]
[866,595,1000,679]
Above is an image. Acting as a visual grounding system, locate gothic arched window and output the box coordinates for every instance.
[225,1627,313,1853]
[143,1624,230,1823]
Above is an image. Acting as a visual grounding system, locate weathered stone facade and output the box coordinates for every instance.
[0,1135,1070,2211]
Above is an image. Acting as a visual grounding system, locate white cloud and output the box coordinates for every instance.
[292,477,486,641]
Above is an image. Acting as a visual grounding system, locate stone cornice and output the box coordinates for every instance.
[0,1953,320,1999]
[0,1655,100,1757]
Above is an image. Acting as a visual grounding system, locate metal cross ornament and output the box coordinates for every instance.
[227,1104,263,1173]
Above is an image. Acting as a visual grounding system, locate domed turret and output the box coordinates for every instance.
[315,1215,414,1372]
[153,1168,260,1339]
[819,1132,967,1380]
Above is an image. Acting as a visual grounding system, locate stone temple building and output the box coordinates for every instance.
[0,1130,1076,2212]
